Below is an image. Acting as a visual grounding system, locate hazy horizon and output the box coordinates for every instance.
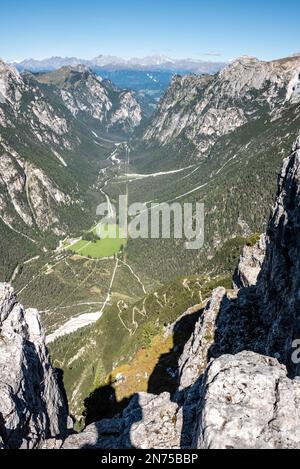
[8,53,226,64]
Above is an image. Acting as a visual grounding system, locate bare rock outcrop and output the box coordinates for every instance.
[144,56,300,155]
[177,287,226,391]
[61,392,182,450]
[194,351,300,449]
[233,235,266,288]
[0,283,67,448]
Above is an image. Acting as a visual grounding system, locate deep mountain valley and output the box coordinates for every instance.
[1,53,300,447]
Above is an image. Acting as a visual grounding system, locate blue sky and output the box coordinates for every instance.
[1,0,300,62]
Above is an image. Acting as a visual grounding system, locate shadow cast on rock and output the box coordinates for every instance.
[147,308,203,395]
[79,308,204,449]
[83,375,132,426]
[81,390,143,449]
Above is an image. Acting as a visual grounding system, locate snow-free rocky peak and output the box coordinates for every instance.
[35,66,143,133]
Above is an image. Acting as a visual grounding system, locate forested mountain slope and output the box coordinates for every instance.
[117,56,300,282]
[0,60,146,280]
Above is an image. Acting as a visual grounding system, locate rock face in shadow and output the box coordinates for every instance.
[0,283,67,448]
[257,137,300,373]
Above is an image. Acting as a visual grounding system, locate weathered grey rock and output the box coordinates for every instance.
[177,287,226,391]
[61,392,181,449]
[60,351,300,450]
[0,283,67,448]
[53,67,142,133]
[256,141,300,374]
[0,59,145,238]
[233,234,266,288]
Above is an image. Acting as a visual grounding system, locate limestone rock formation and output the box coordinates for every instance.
[233,235,266,288]
[0,283,67,449]
[144,56,300,157]
[5,132,300,449]
[60,393,182,450]
[256,137,300,374]
[193,352,300,449]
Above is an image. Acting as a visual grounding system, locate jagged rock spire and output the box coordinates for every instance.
[0,283,68,449]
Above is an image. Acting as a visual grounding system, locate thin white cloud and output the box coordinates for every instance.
[202,51,222,57]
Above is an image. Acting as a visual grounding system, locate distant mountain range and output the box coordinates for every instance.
[12,54,227,74]
[11,55,227,100]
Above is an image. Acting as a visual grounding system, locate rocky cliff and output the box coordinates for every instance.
[144,56,300,158]
[49,135,300,449]
[35,66,144,134]
[0,60,76,237]
[0,60,146,241]
[0,283,67,449]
